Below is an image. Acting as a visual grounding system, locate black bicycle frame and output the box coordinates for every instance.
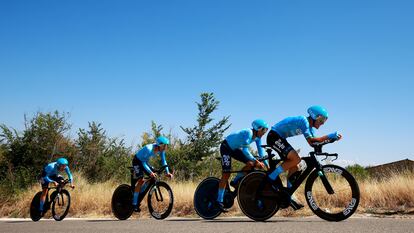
[129,166,169,204]
[264,145,337,196]
[46,180,69,208]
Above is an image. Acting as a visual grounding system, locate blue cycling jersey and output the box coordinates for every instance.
[271,116,315,139]
[42,162,73,183]
[225,128,266,164]
[135,143,169,174]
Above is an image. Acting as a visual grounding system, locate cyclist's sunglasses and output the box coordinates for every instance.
[259,127,268,133]
[316,116,328,124]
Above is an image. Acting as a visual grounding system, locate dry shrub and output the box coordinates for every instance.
[1,172,413,218]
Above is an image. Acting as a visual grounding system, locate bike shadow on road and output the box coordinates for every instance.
[4,220,31,223]
[167,218,204,222]
[86,219,121,222]
[197,218,325,223]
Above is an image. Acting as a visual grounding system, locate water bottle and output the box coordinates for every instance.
[297,160,307,171]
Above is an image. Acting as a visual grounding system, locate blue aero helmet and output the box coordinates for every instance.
[56,157,68,166]
[307,105,329,122]
[252,119,269,131]
[156,136,170,146]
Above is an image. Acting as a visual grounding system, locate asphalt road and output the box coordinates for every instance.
[1,216,413,233]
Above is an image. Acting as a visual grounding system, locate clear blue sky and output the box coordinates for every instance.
[1,0,413,166]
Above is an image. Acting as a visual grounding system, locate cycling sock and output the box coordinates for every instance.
[39,200,44,211]
[217,188,225,203]
[232,172,244,184]
[268,165,284,181]
[132,192,139,206]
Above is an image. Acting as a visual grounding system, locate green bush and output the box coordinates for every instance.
[346,164,370,181]
[0,92,234,199]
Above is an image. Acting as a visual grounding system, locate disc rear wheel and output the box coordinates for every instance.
[193,177,222,220]
[111,184,134,220]
[237,171,279,221]
[30,192,43,222]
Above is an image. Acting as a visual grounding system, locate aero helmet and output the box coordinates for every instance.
[156,136,170,145]
[252,119,269,131]
[307,105,328,121]
[56,157,68,166]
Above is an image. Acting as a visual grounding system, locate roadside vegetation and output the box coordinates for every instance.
[1,92,413,218]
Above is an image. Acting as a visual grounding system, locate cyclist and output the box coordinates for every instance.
[38,157,74,215]
[132,136,173,212]
[266,105,342,209]
[217,119,269,212]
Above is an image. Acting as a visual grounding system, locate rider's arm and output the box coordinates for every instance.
[306,132,340,147]
[160,151,170,174]
[141,161,153,174]
[64,166,73,182]
[43,175,54,183]
[239,130,257,162]
[241,146,256,162]
[43,164,54,183]
[255,138,269,167]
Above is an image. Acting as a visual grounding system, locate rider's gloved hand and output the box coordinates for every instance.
[150,172,157,178]
[255,160,265,170]
[53,181,59,186]
[327,132,342,142]
[165,173,173,179]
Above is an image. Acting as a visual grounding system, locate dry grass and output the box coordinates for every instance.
[359,172,414,214]
[1,172,413,218]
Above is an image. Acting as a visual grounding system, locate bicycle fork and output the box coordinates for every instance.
[153,183,164,202]
[317,169,335,195]
[54,193,65,206]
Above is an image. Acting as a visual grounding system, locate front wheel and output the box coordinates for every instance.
[147,182,174,220]
[305,165,360,221]
[111,184,133,220]
[237,171,279,221]
[30,192,43,222]
[51,190,71,221]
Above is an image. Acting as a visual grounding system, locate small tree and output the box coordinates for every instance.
[75,122,131,182]
[180,92,231,178]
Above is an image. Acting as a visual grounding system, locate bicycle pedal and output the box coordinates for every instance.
[276,189,291,209]
[217,202,229,213]
[290,200,304,211]
[133,205,141,212]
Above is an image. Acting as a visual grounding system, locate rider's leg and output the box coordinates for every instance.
[284,151,301,188]
[39,187,48,212]
[218,141,232,205]
[218,172,230,202]
[231,161,254,186]
[38,175,51,213]
[269,150,299,181]
[133,178,144,206]
[132,157,146,211]
[231,172,244,185]
[282,151,304,209]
